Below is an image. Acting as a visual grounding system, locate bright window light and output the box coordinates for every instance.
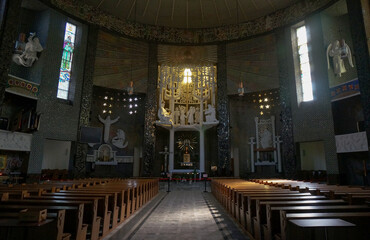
[183,68,192,83]
[296,26,313,102]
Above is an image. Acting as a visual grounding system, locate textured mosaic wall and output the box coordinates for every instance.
[74,26,98,177]
[0,0,22,109]
[217,44,231,176]
[28,10,88,174]
[39,0,335,44]
[143,43,158,176]
[346,0,370,162]
[276,29,297,178]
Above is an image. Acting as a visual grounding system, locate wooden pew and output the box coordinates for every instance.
[0,204,84,240]
[282,212,370,240]
[0,199,97,240]
[252,195,328,240]
[264,205,370,240]
[0,208,69,240]
[24,195,108,239]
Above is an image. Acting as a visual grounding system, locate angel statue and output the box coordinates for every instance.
[112,129,129,149]
[326,39,354,77]
[12,32,43,67]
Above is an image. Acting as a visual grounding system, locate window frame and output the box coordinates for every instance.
[291,22,314,105]
[57,21,77,103]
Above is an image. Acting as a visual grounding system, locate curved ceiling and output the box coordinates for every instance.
[85,0,299,29]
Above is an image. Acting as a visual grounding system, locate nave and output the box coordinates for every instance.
[104,182,248,240]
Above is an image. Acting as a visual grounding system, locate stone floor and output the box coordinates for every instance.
[104,181,249,240]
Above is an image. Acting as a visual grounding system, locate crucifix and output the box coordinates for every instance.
[159,146,170,173]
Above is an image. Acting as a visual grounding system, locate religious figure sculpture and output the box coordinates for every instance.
[111,129,128,149]
[12,32,43,67]
[98,115,120,143]
[194,107,200,124]
[179,106,186,125]
[205,104,217,122]
[173,106,180,125]
[260,127,272,149]
[158,101,172,124]
[187,106,196,125]
[326,39,354,77]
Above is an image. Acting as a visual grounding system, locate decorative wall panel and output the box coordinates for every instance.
[346,0,370,161]
[74,26,98,177]
[217,44,230,176]
[276,29,297,178]
[0,0,22,108]
[39,0,335,44]
[143,43,158,176]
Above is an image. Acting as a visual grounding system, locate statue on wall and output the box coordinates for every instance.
[12,32,43,67]
[194,107,200,124]
[205,104,217,122]
[173,106,180,125]
[112,129,128,149]
[187,106,196,125]
[98,115,120,143]
[158,101,172,124]
[180,106,186,125]
[326,39,354,77]
[260,127,272,149]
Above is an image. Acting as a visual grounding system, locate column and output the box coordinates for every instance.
[199,129,205,172]
[346,0,370,170]
[74,25,99,178]
[169,129,174,172]
[143,43,158,176]
[0,0,22,106]
[275,29,297,178]
[217,44,231,176]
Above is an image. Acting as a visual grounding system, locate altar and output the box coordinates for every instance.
[156,66,218,174]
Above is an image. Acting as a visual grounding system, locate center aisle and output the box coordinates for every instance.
[104,182,248,240]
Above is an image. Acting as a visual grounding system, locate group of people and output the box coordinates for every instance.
[158,102,217,125]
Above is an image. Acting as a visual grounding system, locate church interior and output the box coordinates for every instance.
[0,0,369,239]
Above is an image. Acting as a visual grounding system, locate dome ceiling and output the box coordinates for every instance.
[84,0,299,29]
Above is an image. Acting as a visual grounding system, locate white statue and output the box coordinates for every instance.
[98,115,120,143]
[112,129,128,149]
[12,33,43,67]
[327,39,354,77]
[260,128,272,149]
[179,106,186,125]
[173,106,180,125]
[205,104,217,122]
[194,107,200,124]
[187,106,196,125]
[158,101,172,124]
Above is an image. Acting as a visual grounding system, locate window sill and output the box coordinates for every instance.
[56,98,73,106]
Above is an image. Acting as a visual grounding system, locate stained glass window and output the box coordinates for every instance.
[57,22,76,100]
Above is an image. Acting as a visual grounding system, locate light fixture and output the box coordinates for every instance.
[238,81,245,96]
[127,63,134,95]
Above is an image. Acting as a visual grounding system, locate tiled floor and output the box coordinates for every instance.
[104,182,249,240]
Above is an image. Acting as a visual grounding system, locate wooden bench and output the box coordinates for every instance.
[282,212,370,240]
[0,208,70,240]
[252,195,328,240]
[264,204,370,240]
[0,199,97,240]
